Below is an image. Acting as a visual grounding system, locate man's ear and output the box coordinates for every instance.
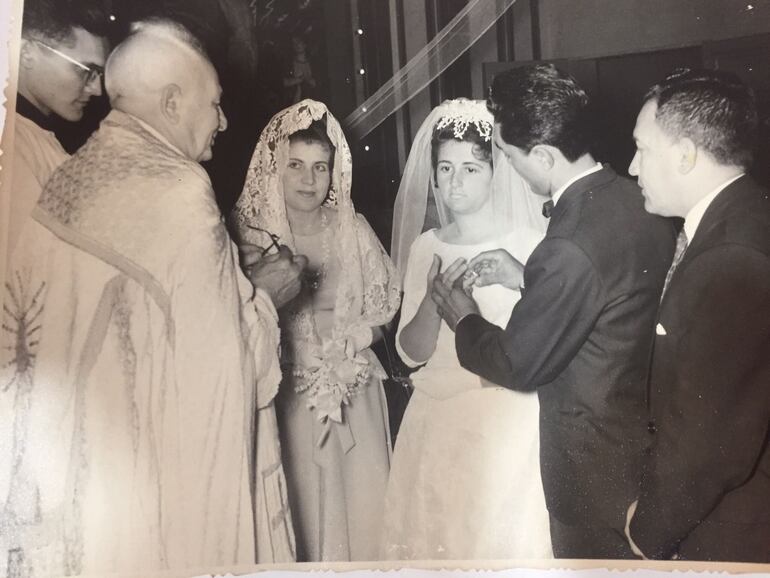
[677,137,697,174]
[160,83,182,124]
[531,145,555,171]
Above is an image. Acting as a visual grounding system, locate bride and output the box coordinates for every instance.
[381,99,553,559]
[231,100,400,562]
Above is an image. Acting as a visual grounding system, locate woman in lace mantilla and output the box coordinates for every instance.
[231,99,401,562]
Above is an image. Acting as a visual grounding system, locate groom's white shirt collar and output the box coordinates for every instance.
[552,162,603,206]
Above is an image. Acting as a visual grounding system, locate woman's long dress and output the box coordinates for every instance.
[277,223,391,562]
[381,228,553,560]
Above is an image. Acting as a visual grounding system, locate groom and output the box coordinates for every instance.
[431,64,675,558]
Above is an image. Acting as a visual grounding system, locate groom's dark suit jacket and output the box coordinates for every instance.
[456,166,676,529]
[631,175,770,562]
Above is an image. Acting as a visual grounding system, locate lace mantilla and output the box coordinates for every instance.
[232,100,348,248]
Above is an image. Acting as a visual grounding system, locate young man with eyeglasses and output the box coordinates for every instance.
[7,0,108,254]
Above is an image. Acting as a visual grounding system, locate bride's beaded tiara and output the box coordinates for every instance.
[434,98,493,142]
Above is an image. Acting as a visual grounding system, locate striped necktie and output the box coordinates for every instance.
[661,229,688,301]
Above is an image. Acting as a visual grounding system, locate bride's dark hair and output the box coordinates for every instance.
[429,122,492,182]
[288,116,336,173]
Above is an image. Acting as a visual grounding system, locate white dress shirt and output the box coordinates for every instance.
[552,162,603,206]
[683,173,745,242]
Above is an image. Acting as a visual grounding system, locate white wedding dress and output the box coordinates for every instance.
[381,227,553,560]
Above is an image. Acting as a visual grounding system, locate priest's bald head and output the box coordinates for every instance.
[105,19,228,162]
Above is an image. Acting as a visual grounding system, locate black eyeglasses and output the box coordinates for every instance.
[245,224,282,256]
[35,40,104,86]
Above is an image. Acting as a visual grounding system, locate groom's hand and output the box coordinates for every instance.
[468,249,525,290]
[430,257,480,331]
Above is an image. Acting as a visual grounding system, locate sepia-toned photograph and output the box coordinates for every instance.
[0,0,769,576]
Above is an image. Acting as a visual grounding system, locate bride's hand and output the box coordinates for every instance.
[438,257,469,290]
[425,256,470,312]
[426,254,441,292]
[430,259,480,331]
[421,255,442,315]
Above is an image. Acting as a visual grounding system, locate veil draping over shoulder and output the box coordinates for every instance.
[390,98,548,277]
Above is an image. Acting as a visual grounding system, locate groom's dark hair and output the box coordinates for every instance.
[487,64,592,162]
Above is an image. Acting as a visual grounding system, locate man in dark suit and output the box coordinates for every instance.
[430,64,676,558]
[625,69,770,562]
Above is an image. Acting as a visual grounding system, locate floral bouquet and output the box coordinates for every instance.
[293,330,375,446]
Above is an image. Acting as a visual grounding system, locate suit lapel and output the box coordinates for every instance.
[680,175,756,263]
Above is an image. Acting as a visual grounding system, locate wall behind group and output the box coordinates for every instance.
[397,0,770,101]
[538,0,770,59]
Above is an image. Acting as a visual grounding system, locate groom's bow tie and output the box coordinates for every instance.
[542,200,554,219]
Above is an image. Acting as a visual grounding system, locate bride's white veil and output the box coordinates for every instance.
[390,98,548,277]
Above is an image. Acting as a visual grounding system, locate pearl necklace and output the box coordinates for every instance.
[306,210,331,291]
